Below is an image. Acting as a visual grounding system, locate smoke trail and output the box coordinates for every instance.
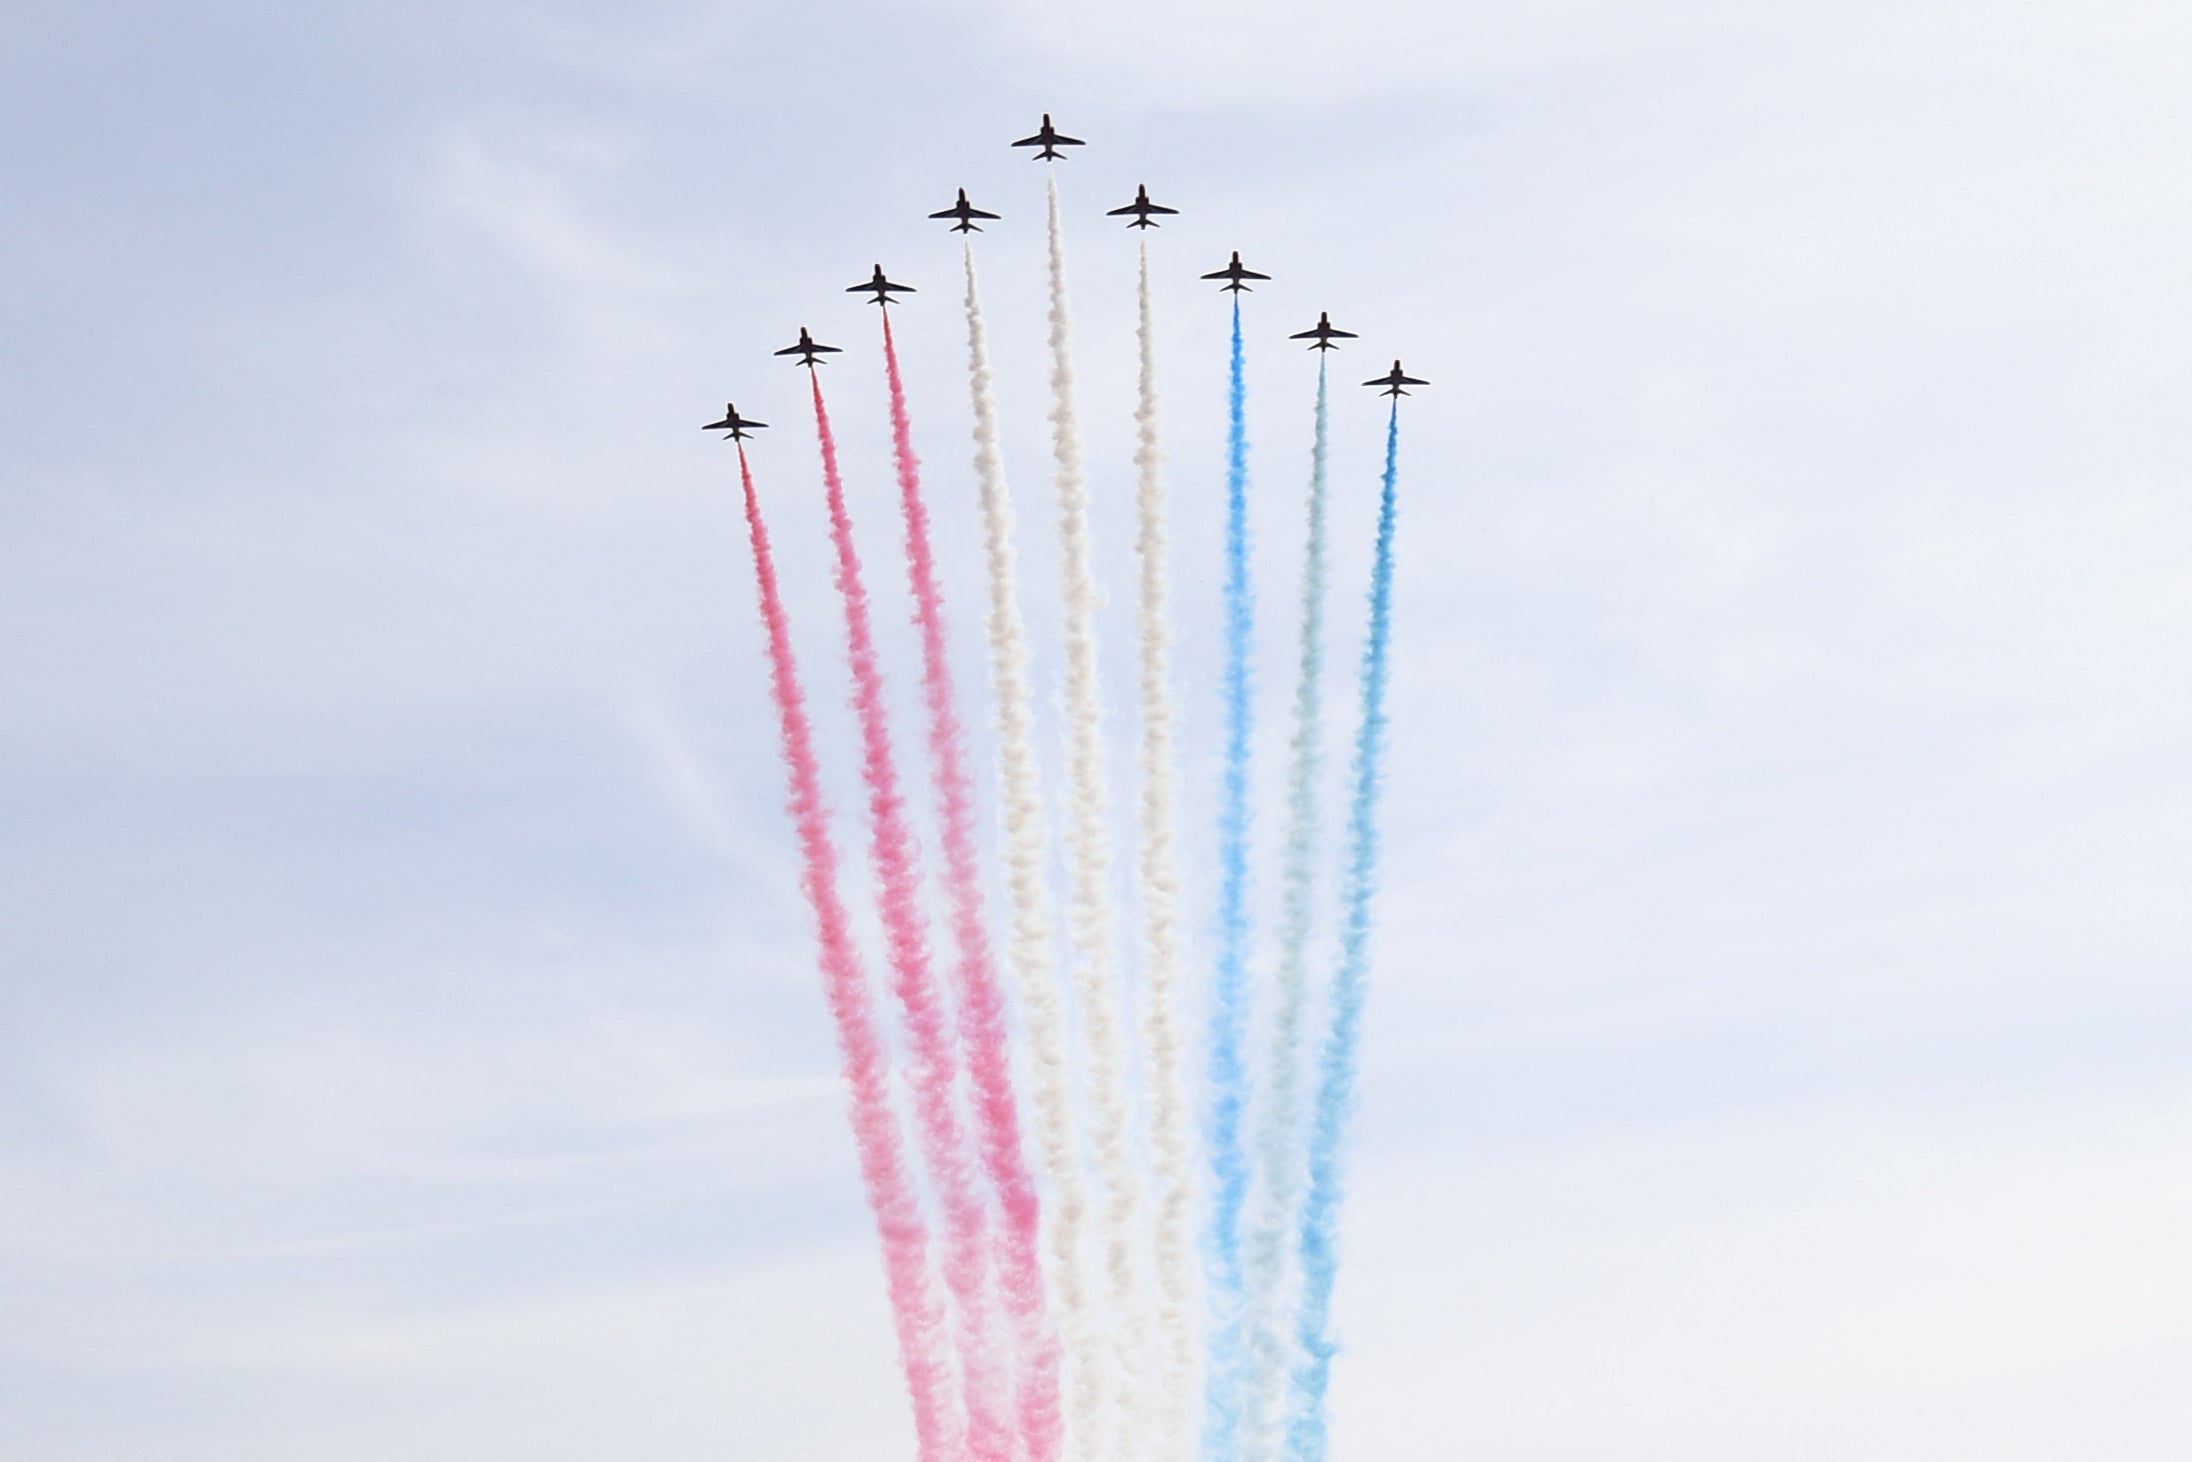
[1286,404,1402,1462]
[1243,357,1331,1462]
[1044,171,1151,1458]
[1131,237,1197,1462]
[733,442,962,1462]
[807,371,1012,1462]
[881,308,1061,1462]
[1202,294,1256,1462]
[960,242,1101,1462]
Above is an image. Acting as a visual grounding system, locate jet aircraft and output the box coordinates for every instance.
[847,264,915,307]
[1290,312,1358,351]
[1201,251,1271,292]
[774,327,842,367]
[1363,361,1429,397]
[1011,114,1085,160]
[1106,184,1178,229]
[701,403,767,440]
[930,188,1000,233]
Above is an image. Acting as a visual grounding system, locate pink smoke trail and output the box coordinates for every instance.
[806,370,1013,1462]
[881,310,1062,1462]
[733,442,961,1462]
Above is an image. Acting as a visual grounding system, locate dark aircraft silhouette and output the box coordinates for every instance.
[1290,312,1357,351]
[774,327,842,367]
[847,264,915,307]
[1106,184,1178,229]
[701,402,767,440]
[1364,360,1429,397]
[1201,251,1271,292]
[1011,113,1085,160]
[930,188,1000,233]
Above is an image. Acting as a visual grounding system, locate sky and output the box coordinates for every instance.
[4,1,2190,1458]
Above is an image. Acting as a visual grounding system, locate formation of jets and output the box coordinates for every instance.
[708,114,1427,438]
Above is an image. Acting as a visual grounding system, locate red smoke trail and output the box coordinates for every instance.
[882,310,1062,1462]
[733,443,961,1462]
[807,370,1014,1462]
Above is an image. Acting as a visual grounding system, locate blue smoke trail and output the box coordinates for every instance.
[1286,402,1401,1462]
[1203,294,1256,1462]
[1242,355,1330,1462]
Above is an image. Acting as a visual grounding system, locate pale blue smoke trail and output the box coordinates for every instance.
[1286,402,1400,1462]
[1203,295,1256,1462]
[1241,356,1330,1462]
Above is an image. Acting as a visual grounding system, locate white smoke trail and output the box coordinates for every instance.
[1242,359,1331,1462]
[962,240,1098,1462]
[1044,171,1151,1460]
[1131,236,1197,1462]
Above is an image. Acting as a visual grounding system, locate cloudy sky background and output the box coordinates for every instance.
[4,1,2190,1457]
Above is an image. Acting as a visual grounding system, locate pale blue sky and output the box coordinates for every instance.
[3,2,2189,1458]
